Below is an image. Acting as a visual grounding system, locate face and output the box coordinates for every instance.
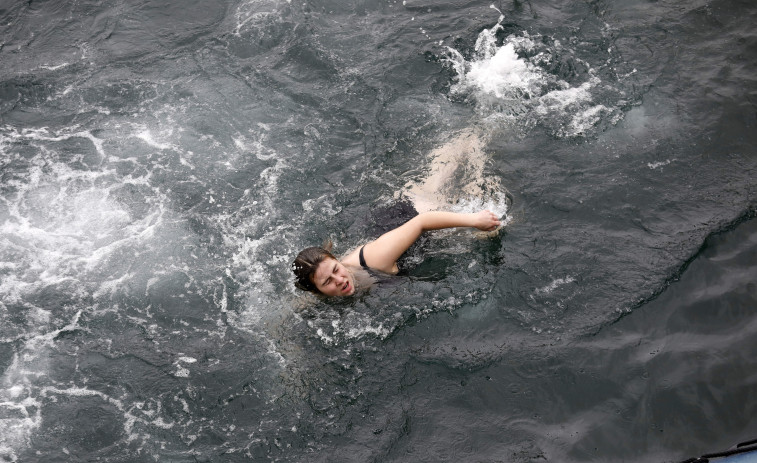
[312,258,355,297]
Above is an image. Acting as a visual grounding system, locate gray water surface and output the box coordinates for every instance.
[0,0,756,461]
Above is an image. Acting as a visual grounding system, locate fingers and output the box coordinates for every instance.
[483,210,500,230]
[474,210,500,231]
[486,210,499,223]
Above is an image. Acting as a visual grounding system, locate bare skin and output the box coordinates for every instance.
[311,258,357,297]
[310,210,500,295]
[402,128,502,213]
[306,128,507,297]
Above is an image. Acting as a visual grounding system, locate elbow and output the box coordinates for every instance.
[413,214,432,233]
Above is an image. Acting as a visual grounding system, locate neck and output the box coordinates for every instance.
[344,265,376,293]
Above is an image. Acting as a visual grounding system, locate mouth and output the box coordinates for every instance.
[342,280,351,293]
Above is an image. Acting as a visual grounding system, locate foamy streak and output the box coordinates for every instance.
[0,126,106,160]
[648,159,674,170]
[310,313,396,346]
[39,386,177,443]
[232,0,288,37]
[198,129,295,369]
[0,311,82,461]
[535,276,576,295]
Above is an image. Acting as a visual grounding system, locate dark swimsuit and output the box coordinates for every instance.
[356,245,403,290]
[359,246,369,269]
[354,199,422,274]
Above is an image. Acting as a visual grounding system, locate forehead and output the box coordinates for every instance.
[313,258,338,282]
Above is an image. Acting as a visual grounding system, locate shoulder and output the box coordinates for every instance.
[340,246,363,267]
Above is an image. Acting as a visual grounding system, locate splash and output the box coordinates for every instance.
[443,14,630,137]
[0,159,167,306]
[451,191,513,227]
[0,125,190,459]
[448,35,545,103]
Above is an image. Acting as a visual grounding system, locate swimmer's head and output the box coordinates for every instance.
[292,242,336,293]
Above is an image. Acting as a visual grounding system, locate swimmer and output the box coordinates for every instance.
[292,209,501,297]
[292,127,508,297]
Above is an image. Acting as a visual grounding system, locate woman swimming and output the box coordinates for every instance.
[292,127,510,297]
[292,209,502,297]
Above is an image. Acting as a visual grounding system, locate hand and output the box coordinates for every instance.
[472,210,501,231]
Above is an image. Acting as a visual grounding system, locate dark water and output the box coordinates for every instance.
[1,0,756,461]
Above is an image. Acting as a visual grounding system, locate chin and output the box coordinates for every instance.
[340,279,355,296]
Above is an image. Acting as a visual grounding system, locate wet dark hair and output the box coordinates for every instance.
[291,241,336,293]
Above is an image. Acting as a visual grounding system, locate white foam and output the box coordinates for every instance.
[173,364,191,378]
[451,191,512,226]
[0,167,136,301]
[136,129,174,151]
[536,80,594,114]
[443,16,626,138]
[461,43,543,100]
[37,63,70,71]
[315,327,335,346]
[569,104,608,133]
[0,122,196,457]
[233,0,287,37]
[0,125,183,306]
[648,159,674,170]
[0,395,41,462]
[446,20,544,103]
[535,276,576,295]
[0,312,84,461]
[345,323,392,340]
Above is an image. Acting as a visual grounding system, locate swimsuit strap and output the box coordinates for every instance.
[359,246,368,269]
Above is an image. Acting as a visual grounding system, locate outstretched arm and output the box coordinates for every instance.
[343,210,500,274]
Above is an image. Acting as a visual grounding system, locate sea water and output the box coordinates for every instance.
[1,0,756,461]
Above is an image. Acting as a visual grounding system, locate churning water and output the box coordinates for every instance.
[1,0,756,461]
